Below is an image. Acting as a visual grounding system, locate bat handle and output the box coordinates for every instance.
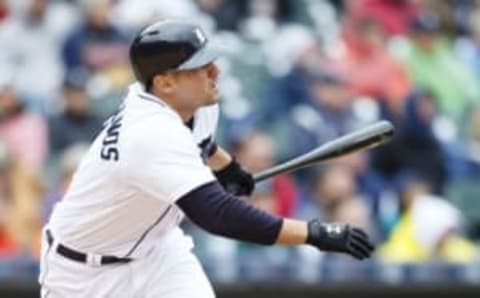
[253,168,281,183]
[253,155,308,182]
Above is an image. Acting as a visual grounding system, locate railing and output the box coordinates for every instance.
[1,248,480,298]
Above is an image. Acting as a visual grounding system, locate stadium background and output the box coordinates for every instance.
[0,0,480,297]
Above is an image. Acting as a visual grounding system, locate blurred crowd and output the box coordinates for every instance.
[1,0,480,282]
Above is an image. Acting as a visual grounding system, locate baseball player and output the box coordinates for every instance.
[39,19,374,298]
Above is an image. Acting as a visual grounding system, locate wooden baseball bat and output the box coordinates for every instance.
[253,120,394,183]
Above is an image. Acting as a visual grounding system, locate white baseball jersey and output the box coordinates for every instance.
[47,82,219,258]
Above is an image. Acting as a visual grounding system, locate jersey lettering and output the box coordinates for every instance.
[101,104,125,161]
[101,146,119,161]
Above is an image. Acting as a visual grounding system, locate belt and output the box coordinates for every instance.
[46,229,132,266]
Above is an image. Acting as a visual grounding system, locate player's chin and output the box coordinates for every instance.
[204,89,220,105]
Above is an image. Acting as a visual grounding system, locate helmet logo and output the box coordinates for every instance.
[195,28,206,44]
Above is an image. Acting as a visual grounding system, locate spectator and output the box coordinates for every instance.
[372,91,447,194]
[0,0,78,106]
[327,17,411,104]
[403,14,480,120]
[62,0,130,92]
[336,152,388,221]
[311,164,373,233]
[48,71,103,156]
[345,0,419,36]
[0,140,43,258]
[287,70,365,193]
[380,178,477,263]
[233,131,298,217]
[0,143,19,258]
[262,25,322,123]
[334,198,372,233]
[0,82,48,172]
[289,70,359,159]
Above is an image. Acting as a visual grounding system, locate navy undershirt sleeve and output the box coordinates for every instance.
[176,181,283,245]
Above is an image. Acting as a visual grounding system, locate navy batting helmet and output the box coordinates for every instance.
[129,20,219,86]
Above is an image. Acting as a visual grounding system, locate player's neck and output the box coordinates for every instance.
[164,101,195,122]
[150,90,196,122]
[174,107,196,123]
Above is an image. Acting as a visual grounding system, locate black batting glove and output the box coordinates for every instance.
[214,158,255,196]
[306,219,375,260]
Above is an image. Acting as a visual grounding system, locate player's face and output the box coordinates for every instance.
[171,62,220,108]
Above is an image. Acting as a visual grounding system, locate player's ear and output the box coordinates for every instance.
[152,73,175,94]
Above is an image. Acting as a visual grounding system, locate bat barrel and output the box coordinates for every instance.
[253,120,394,182]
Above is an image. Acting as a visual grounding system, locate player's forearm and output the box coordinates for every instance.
[275,218,308,245]
[206,145,232,171]
[177,181,282,245]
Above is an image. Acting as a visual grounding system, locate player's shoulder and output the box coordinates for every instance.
[123,105,195,152]
[127,112,191,142]
[124,92,180,129]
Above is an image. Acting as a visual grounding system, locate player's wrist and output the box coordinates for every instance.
[214,157,255,196]
[207,145,231,171]
[214,157,238,175]
[275,218,308,245]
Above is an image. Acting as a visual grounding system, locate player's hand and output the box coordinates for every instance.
[214,158,255,196]
[306,220,374,260]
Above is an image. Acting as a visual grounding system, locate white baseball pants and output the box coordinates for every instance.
[38,228,215,298]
